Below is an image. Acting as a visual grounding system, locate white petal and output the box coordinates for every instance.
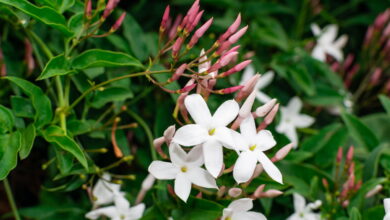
[213,126,236,149]
[114,194,130,212]
[228,198,253,212]
[311,45,326,61]
[385,214,390,220]
[92,178,120,206]
[287,97,302,114]
[148,161,178,180]
[293,193,306,212]
[334,35,348,49]
[85,206,118,219]
[240,115,257,139]
[310,23,321,36]
[173,124,209,146]
[174,173,192,202]
[187,167,217,189]
[384,198,390,213]
[255,91,272,104]
[222,208,233,220]
[212,100,239,127]
[256,130,276,151]
[169,143,187,166]
[284,126,299,148]
[292,114,314,128]
[319,24,338,44]
[184,94,212,126]
[126,203,145,219]
[257,70,274,89]
[231,130,249,151]
[232,211,267,220]
[186,145,204,167]
[325,45,343,62]
[240,64,256,84]
[233,151,258,184]
[198,49,210,73]
[203,140,224,178]
[256,151,283,184]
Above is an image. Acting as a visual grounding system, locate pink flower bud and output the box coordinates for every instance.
[262,189,283,198]
[111,12,126,32]
[272,143,293,162]
[336,147,343,163]
[218,13,241,43]
[343,54,354,71]
[172,37,184,57]
[168,15,182,40]
[207,51,238,73]
[374,10,390,29]
[217,186,227,198]
[364,26,374,47]
[216,85,243,94]
[24,39,35,75]
[239,90,256,118]
[188,18,213,48]
[163,125,176,145]
[85,0,92,19]
[370,68,382,86]
[177,83,196,93]
[342,200,349,207]
[264,103,279,125]
[222,45,241,56]
[216,41,232,55]
[331,62,339,72]
[254,99,277,117]
[228,25,248,44]
[188,10,204,32]
[253,184,265,198]
[235,74,260,102]
[160,5,170,31]
[365,184,383,198]
[383,23,390,38]
[103,0,120,19]
[228,188,242,198]
[169,63,187,82]
[345,64,360,88]
[153,137,167,159]
[346,145,354,163]
[322,178,329,189]
[218,60,251,78]
[141,174,156,191]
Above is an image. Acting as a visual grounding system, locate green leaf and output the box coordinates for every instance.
[19,123,36,160]
[363,143,388,180]
[71,49,143,70]
[289,65,315,96]
[0,131,22,180]
[91,87,134,108]
[379,95,390,115]
[37,54,74,80]
[0,104,14,134]
[0,0,72,36]
[123,14,149,61]
[172,197,224,220]
[54,147,74,174]
[349,207,362,220]
[5,77,53,128]
[341,112,379,151]
[43,126,88,169]
[11,96,34,118]
[348,178,386,209]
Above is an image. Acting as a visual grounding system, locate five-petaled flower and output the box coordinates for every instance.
[276,97,314,148]
[232,115,283,184]
[311,23,348,62]
[287,193,322,220]
[172,94,239,177]
[148,143,218,202]
[221,198,267,220]
[240,64,274,103]
[92,173,123,206]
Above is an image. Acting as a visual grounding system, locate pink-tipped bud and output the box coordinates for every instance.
[342,54,355,71]
[228,188,242,198]
[374,10,390,30]
[169,63,187,82]
[188,18,213,48]
[331,62,339,72]
[235,73,260,102]
[346,146,354,163]
[172,37,184,57]
[169,14,182,39]
[252,164,264,179]
[264,103,279,125]
[370,68,382,86]
[177,83,196,93]
[160,5,170,31]
[103,0,120,19]
[141,174,156,191]
[254,99,277,117]
[253,184,265,198]
[342,200,349,208]
[218,13,241,43]
[217,85,243,94]
[85,0,92,19]
[348,174,355,189]
[111,12,126,32]
[228,25,248,44]
[216,41,232,55]
[188,10,204,32]
[336,147,343,163]
[207,51,238,73]
[219,60,251,78]
[163,125,176,145]
[322,178,329,189]
[153,137,167,159]
[364,26,374,47]
[365,184,383,198]
[383,23,390,38]
[348,162,355,175]
[262,190,283,198]
[239,90,256,118]
[272,143,293,162]
[222,45,241,56]
[217,186,227,198]
[24,39,35,75]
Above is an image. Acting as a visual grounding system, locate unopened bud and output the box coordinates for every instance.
[163,125,176,145]
[141,174,156,191]
[218,60,251,78]
[102,0,120,19]
[208,51,238,73]
[169,63,187,82]
[177,83,196,93]
[217,186,227,198]
[85,0,92,19]
[228,25,248,44]
[272,143,293,162]
[216,85,243,94]
[370,68,382,86]
[374,10,390,29]
[160,5,170,31]
[188,10,204,32]
[153,137,167,159]
[346,146,354,163]
[188,18,213,48]
[172,37,184,57]
[111,12,126,32]
[262,189,283,198]
[264,103,279,124]
[342,200,349,207]
[218,13,241,43]
[365,184,383,198]
[239,90,256,118]
[235,73,260,102]
[336,147,343,163]
[253,184,265,198]
[228,188,242,198]
[254,99,277,117]
[322,178,329,189]
[364,26,374,47]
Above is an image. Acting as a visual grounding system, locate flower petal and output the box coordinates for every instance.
[233,151,257,184]
[256,70,274,90]
[256,91,272,104]
[287,97,302,114]
[232,211,267,220]
[256,151,283,184]
[187,167,217,189]
[293,193,306,212]
[311,45,326,61]
[319,24,338,44]
[240,64,255,85]
[231,130,249,152]
[203,140,224,178]
[240,115,257,139]
[310,23,321,36]
[174,173,192,202]
[283,126,299,148]
[385,198,390,213]
[169,143,187,166]
[212,100,239,127]
[292,114,315,128]
[127,203,145,219]
[184,94,212,126]
[214,126,235,148]
[114,194,130,212]
[148,161,178,180]
[325,45,343,62]
[334,35,348,49]
[85,206,118,219]
[228,198,253,212]
[186,144,204,167]
[173,124,209,146]
[256,130,276,151]
[92,177,120,206]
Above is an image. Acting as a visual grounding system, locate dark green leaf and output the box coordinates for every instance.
[0,131,21,180]
[37,54,74,80]
[363,143,388,180]
[172,197,224,220]
[349,207,361,220]
[0,104,14,134]
[71,49,143,70]
[91,87,134,108]
[19,123,36,160]
[123,14,149,61]
[289,65,316,96]
[11,96,35,118]
[379,95,390,115]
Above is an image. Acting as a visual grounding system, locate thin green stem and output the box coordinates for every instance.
[55,76,67,133]
[3,178,21,220]
[27,29,53,58]
[126,109,157,160]
[67,70,170,111]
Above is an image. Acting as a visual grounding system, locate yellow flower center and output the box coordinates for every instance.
[208,128,216,136]
[181,166,188,173]
[249,144,257,151]
[225,217,232,220]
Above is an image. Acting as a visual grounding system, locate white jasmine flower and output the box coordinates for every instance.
[221,198,267,220]
[172,94,239,177]
[240,64,274,103]
[384,198,390,220]
[287,193,322,220]
[276,97,314,148]
[92,173,123,206]
[86,195,145,220]
[148,143,218,202]
[199,49,217,78]
[232,115,282,184]
[311,23,348,62]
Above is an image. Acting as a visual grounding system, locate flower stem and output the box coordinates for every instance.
[3,178,21,220]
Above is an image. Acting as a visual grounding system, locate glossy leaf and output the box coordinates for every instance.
[172,197,224,220]
[43,126,88,169]
[19,123,36,160]
[349,207,362,220]
[123,14,149,61]
[0,131,21,180]
[0,104,14,134]
[289,65,316,96]
[91,87,134,108]
[11,96,34,118]
[379,95,390,116]
[5,77,53,128]
[363,143,388,180]
[71,49,143,70]
[37,54,74,80]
